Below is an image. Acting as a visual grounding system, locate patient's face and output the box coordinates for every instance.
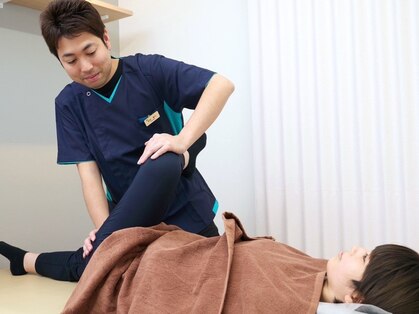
[326,246,370,302]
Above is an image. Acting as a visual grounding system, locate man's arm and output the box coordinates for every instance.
[76,161,109,229]
[138,73,234,163]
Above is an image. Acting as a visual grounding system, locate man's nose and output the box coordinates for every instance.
[80,58,93,72]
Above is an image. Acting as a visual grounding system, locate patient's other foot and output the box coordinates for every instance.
[0,241,27,275]
[183,133,207,177]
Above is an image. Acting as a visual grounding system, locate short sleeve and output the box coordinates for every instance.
[138,54,216,112]
[55,100,94,164]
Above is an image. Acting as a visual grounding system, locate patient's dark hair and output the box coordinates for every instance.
[40,0,106,59]
[353,244,419,314]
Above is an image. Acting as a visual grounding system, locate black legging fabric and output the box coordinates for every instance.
[35,153,217,282]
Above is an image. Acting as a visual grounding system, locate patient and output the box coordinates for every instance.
[1,213,418,314]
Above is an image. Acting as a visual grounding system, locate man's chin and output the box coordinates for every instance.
[82,80,104,90]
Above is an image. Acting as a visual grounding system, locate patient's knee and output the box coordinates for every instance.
[141,152,182,177]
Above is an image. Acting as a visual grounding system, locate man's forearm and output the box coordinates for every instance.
[77,162,110,229]
[83,181,109,229]
[178,73,235,150]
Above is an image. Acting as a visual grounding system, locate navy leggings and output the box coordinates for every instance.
[35,153,217,282]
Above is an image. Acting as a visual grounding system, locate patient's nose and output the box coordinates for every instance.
[351,246,368,257]
[351,246,360,255]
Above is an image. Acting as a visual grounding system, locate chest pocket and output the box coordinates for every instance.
[136,103,175,139]
[138,62,185,136]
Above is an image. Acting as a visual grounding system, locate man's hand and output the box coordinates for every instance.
[82,229,98,259]
[137,133,187,165]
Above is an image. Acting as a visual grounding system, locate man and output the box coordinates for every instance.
[0,0,234,281]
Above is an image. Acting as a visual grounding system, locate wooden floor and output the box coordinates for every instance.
[0,269,76,314]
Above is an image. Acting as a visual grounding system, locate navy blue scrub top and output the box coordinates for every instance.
[55,54,218,233]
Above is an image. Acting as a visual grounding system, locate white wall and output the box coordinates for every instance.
[119,0,255,234]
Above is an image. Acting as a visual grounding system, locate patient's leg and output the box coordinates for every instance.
[1,135,208,281]
[89,152,183,251]
[0,243,84,281]
[0,241,27,275]
[23,252,39,273]
[35,152,184,281]
[182,133,207,177]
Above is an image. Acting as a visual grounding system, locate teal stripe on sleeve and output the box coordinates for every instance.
[106,189,113,202]
[212,200,219,214]
[58,160,95,165]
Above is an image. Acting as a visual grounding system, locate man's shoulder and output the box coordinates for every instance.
[122,53,166,75]
[55,82,86,108]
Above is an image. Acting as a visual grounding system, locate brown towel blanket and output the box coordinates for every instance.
[63,213,327,314]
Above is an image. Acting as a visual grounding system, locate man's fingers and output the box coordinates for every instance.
[89,230,97,242]
[138,143,156,164]
[82,229,98,259]
[138,142,162,164]
[138,133,183,164]
[151,143,171,159]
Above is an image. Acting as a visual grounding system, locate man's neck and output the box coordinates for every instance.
[110,58,119,78]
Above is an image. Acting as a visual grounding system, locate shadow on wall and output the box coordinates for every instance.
[0,4,43,35]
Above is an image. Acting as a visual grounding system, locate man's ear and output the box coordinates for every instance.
[344,295,354,303]
[103,29,112,50]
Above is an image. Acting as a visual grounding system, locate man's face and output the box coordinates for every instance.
[57,31,113,89]
[326,246,370,302]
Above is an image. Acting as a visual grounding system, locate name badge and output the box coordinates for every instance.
[144,111,160,127]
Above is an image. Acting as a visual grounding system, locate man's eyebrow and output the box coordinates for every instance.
[61,43,95,58]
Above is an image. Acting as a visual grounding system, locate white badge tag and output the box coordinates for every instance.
[144,111,160,127]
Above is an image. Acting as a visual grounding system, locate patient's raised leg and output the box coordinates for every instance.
[0,135,208,281]
[35,152,184,281]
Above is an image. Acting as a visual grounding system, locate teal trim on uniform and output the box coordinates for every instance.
[212,200,219,214]
[106,189,113,202]
[92,76,122,104]
[163,102,183,135]
[58,160,95,165]
[138,116,147,123]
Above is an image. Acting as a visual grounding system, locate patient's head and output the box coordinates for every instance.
[353,244,419,314]
[324,244,419,313]
[40,0,106,59]
[324,246,370,304]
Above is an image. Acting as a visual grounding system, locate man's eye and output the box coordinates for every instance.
[363,254,368,262]
[67,59,76,64]
[88,51,96,55]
